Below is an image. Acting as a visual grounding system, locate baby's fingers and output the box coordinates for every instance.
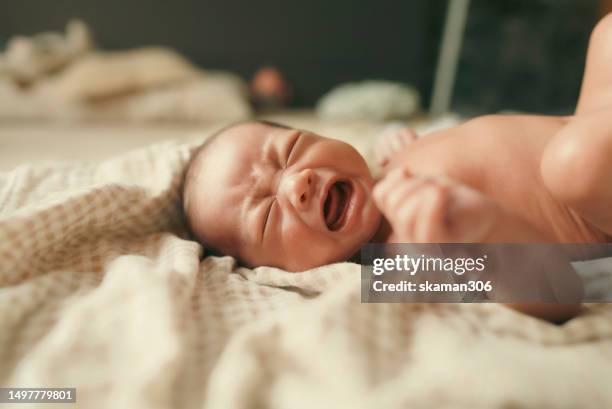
[391,128,418,151]
[373,168,412,210]
[374,127,418,167]
[413,184,450,242]
[374,139,393,166]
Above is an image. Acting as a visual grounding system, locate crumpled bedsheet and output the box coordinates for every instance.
[1,137,612,409]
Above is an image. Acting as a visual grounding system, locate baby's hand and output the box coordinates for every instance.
[373,169,498,243]
[374,126,418,168]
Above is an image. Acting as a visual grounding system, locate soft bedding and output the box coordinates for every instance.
[1,128,612,409]
[0,47,252,123]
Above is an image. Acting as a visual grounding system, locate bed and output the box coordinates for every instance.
[1,112,612,409]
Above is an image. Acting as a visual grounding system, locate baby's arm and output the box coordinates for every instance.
[374,126,418,169]
[372,168,547,243]
[372,168,582,322]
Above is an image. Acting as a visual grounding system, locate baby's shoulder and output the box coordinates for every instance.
[456,114,566,137]
[424,114,565,156]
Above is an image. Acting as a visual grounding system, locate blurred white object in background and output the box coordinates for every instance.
[0,21,252,123]
[316,80,420,121]
[70,70,253,122]
[1,20,93,86]
[52,47,201,102]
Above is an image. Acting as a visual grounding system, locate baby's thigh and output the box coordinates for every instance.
[541,111,612,237]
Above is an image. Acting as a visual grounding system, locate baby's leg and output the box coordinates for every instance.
[541,110,612,238]
[575,13,612,115]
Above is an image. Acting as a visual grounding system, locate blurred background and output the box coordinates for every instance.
[0,0,606,170]
[0,0,446,106]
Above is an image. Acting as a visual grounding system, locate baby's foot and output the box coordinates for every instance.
[374,125,418,168]
[373,169,499,243]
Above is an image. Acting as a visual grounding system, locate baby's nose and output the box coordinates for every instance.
[280,169,316,211]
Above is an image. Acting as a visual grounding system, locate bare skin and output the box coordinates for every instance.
[370,14,612,321]
[374,115,604,243]
[185,15,612,322]
[374,14,612,246]
[373,118,592,322]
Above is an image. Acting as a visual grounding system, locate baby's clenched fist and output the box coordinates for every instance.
[373,169,499,243]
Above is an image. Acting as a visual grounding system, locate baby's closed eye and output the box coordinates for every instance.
[284,131,302,167]
[261,197,277,240]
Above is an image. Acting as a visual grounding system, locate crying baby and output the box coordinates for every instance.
[182,111,612,272]
[182,120,382,272]
[180,14,612,322]
[181,115,612,322]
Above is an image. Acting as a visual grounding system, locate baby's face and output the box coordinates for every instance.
[188,122,381,271]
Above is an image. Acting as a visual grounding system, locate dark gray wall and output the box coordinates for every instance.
[0,0,447,106]
[455,0,599,115]
[1,0,599,112]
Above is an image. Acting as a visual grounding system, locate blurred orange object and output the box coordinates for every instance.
[251,66,292,109]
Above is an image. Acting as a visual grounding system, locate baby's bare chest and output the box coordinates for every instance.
[393,116,561,189]
[387,115,599,241]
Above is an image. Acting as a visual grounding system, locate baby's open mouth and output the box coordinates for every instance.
[323,181,352,231]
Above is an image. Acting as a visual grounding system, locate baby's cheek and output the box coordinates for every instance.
[282,223,322,248]
[362,192,382,224]
[280,218,311,245]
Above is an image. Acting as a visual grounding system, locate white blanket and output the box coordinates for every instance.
[0,46,252,123]
[1,136,612,409]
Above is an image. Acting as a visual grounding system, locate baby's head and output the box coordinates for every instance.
[182,120,381,271]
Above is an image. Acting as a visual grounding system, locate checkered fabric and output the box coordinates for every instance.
[1,137,612,409]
